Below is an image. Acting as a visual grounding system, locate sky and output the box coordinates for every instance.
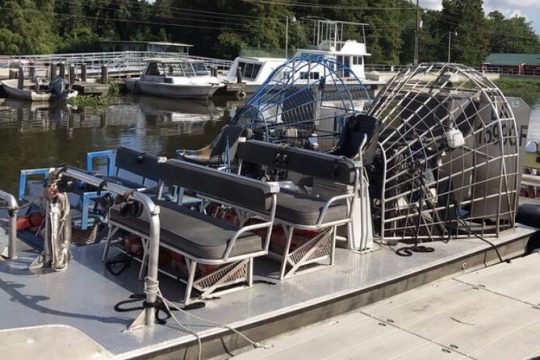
[421,0,540,34]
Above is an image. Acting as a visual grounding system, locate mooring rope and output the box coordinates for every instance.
[144,276,270,360]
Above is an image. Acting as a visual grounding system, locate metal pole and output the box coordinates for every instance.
[0,189,19,259]
[413,0,419,65]
[285,15,289,58]
[61,167,160,328]
[448,32,451,63]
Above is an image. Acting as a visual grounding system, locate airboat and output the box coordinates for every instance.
[0,58,537,359]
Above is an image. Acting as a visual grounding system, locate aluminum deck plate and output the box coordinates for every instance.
[0,224,535,359]
[235,253,540,360]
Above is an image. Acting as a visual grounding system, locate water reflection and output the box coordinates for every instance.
[0,95,240,193]
[0,93,538,195]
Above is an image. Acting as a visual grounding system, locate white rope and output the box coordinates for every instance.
[144,276,270,360]
[145,277,203,360]
[167,298,270,350]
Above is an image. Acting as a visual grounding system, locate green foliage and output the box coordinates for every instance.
[487,11,540,53]
[68,95,112,109]
[0,0,58,54]
[0,0,538,68]
[216,32,246,60]
[494,78,540,93]
[441,0,488,66]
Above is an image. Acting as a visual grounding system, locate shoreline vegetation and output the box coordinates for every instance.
[494,78,540,105]
[494,78,540,93]
[0,1,538,67]
[67,82,121,109]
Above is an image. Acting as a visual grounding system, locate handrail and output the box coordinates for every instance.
[6,51,233,77]
[61,167,160,328]
[0,189,18,259]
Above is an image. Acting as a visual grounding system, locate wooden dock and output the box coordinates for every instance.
[235,253,540,360]
[72,82,110,96]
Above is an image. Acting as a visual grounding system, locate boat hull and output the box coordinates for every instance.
[1,79,77,101]
[135,81,221,99]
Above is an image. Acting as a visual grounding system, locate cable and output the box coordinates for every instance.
[444,198,505,263]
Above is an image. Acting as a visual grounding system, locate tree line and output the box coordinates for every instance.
[0,0,538,66]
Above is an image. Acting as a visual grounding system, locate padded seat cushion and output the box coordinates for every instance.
[110,201,263,260]
[276,189,348,225]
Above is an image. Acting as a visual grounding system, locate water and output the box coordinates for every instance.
[0,95,243,194]
[0,93,539,195]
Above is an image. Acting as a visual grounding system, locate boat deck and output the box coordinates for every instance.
[235,252,540,360]
[0,220,536,359]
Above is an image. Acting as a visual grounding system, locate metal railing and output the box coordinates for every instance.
[3,51,233,78]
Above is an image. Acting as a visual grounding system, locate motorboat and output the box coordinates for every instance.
[125,58,224,99]
[0,77,78,101]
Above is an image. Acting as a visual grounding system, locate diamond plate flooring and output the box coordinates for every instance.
[0,224,535,358]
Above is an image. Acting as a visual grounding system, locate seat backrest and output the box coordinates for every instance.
[237,140,357,185]
[158,159,277,214]
[209,125,247,157]
[330,113,379,162]
[115,147,161,181]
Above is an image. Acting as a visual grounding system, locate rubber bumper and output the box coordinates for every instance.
[517,203,540,228]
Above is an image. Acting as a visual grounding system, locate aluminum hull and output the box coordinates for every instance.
[0,220,533,359]
[136,80,221,99]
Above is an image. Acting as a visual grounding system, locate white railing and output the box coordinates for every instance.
[3,51,233,78]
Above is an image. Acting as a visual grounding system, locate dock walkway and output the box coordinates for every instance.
[234,252,540,360]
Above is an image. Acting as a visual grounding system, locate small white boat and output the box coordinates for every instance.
[126,58,223,99]
[0,78,78,101]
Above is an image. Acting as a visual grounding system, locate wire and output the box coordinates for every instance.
[146,278,270,360]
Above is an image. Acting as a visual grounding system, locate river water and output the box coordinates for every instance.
[0,95,242,194]
[0,93,539,195]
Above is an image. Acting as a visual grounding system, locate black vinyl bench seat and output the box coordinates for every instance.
[98,147,162,190]
[276,188,348,225]
[103,156,277,305]
[110,200,263,260]
[236,140,360,279]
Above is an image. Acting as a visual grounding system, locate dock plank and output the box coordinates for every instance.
[235,253,540,359]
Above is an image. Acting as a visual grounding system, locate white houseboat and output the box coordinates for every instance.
[222,19,385,94]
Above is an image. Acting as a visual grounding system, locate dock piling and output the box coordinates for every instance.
[29,62,35,80]
[69,64,76,85]
[17,65,24,90]
[50,63,57,80]
[59,62,66,79]
[101,65,108,84]
[81,64,87,82]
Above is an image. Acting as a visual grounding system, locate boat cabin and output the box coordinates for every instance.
[142,58,212,80]
[296,20,370,80]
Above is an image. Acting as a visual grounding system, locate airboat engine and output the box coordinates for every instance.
[368,63,527,244]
